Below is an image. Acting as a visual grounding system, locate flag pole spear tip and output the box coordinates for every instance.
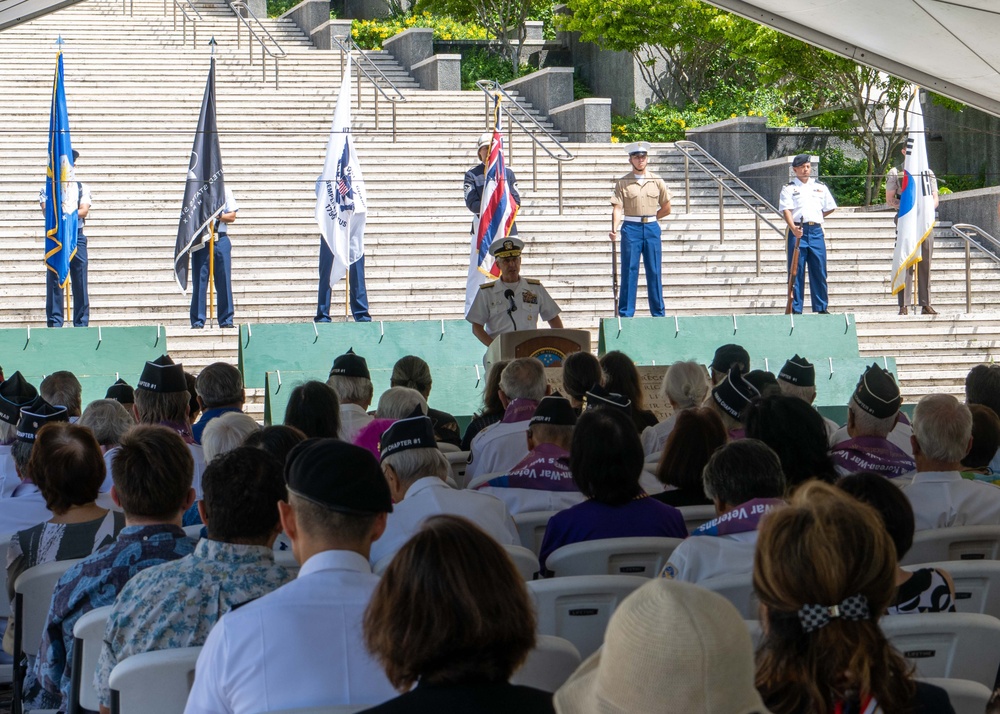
[209,36,217,55]
[55,35,64,48]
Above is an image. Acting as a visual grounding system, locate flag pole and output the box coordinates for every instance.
[208,223,216,322]
[345,280,349,318]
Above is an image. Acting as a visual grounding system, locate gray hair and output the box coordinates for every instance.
[375,387,428,419]
[702,439,785,506]
[848,399,896,439]
[327,374,374,407]
[778,381,817,405]
[196,362,245,409]
[662,361,710,409]
[79,399,135,447]
[499,358,547,402]
[11,439,32,475]
[202,411,261,463]
[381,446,450,485]
[40,371,82,417]
[913,394,973,463]
[0,420,16,446]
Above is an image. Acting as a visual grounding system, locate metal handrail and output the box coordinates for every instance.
[950,223,1000,313]
[230,0,286,89]
[162,0,201,47]
[673,139,785,276]
[332,35,406,141]
[475,80,575,214]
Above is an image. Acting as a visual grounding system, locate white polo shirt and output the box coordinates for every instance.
[338,404,373,443]
[183,550,395,714]
[902,470,1000,530]
[661,531,758,584]
[466,420,531,484]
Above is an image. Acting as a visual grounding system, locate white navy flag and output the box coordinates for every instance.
[316,52,366,290]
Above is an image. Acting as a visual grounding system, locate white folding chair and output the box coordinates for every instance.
[881,612,1000,688]
[638,469,664,495]
[446,451,471,489]
[438,442,461,454]
[901,525,1000,566]
[698,572,759,619]
[182,525,203,540]
[503,544,540,581]
[465,471,506,491]
[917,678,992,714]
[903,560,1000,618]
[0,533,13,686]
[69,605,113,714]
[513,511,559,556]
[510,635,581,692]
[13,558,84,714]
[677,504,717,533]
[544,537,683,578]
[256,707,369,713]
[108,645,202,714]
[528,575,647,659]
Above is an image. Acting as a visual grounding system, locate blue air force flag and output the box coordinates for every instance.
[174,57,226,292]
[316,52,367,290]
[891,88,937,295]
[44,49,78,289]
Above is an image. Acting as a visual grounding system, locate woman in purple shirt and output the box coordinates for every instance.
[539,408,688,574]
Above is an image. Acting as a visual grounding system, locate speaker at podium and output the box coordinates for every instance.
[485,329,592,370]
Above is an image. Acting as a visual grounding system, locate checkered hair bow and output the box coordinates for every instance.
[797,594,870,633]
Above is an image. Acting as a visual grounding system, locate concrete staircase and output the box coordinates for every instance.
[2,0,1000,412]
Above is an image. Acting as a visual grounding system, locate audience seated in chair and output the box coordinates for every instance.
[838,472,956,615]
[560,352,602,416]
[353,386,428,459]
[539,408,687,575]
[776,354,840,440]
[753,481,954,713]
[242,424,306,465]
[283,380,341,439]
[94,446,291,713]
[201,411,260,464]
[829,364,914,478]
[40,370,82,421]
[462,359,509,450]
[708,366,758,440]
[901,394,1000,529]
[191,362,246,445]
[79,398,135,493]
[553,578,766,714]
[964,363,1000,474]
[328,348,375,442]
[473,396,584,515]
[831,363,914,457]
[651,407,726,509]
[22,424,196,711]
[662,439,784,584]
[640,360,710,457]
[390,355,461,447]
[184,439,397,713]
[599,351,657,434]
[370,415,518,567]
[709,344,750,386]
[0,372,39,500]
[467,358,549,483]
[360,515,554,714]
[745,394,837,488]
[961,405,1000,485]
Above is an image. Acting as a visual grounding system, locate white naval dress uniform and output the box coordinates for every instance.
[338,403,374,443]
[183,550,395,714]
[661,530,757,584]
[369,476,518,567]
[0,446,18,499]
[465,277,560,338]
[472,485,585,516]
[901,470,1000,531]
[464,419,531,484]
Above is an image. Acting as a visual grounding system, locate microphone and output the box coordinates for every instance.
[504,289,518,331]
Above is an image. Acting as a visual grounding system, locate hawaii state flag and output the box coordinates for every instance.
[465,95,519,314]
[891,88,937,296]
[316,52,366,291]
[44,49,78,289]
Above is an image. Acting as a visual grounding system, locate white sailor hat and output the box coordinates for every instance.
[625,141,651,156]
[477,132,493,150]
[489,237,524,258]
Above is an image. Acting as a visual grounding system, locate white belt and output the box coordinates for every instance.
[623,215,657,223]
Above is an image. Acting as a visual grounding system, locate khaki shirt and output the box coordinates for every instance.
[611,173,672,216]
[885,167,937,209]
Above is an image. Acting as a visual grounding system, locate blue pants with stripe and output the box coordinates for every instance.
[618,221,665,317]
[786,223,827,313]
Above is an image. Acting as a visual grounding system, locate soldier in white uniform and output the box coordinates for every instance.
[466,237,563,348]
[184,439,397,714]
[778,154,837,314]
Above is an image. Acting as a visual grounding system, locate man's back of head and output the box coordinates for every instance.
[40,371,82,418]
[966,364,1000,418]
[499,358,547,403]
[702,439,786,510]
[912,394,973,466]
[196,362,245,410]
[201,446,285,545]
[327,349,373,408]
[112,425,194,521]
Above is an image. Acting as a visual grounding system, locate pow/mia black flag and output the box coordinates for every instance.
[174,56,225,292]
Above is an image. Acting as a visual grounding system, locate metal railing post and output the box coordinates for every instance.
[507,111,513,163]
[172,1,176,29]
[558,163,564,215]
[755,215,761,276]
[274,59,279,90]
[356,71,361,108]
[236,14,241,49]
[374,87,380,131]
[338,49,342,77]
[684,156,691,213]
[532,140,537,191]
[192,21,196,48]
[391,102,397,142]
[162,0,166,15]
[484,93,489,129]
[718,183,725,242]
[966,242,972,313]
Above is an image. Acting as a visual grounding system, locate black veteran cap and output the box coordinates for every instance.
[285,438,392,515]
[711,344,750,374]
[17,397,69,444]
[712,366,760,420]
[489,237,524,259]
[583,383,632,412]
[137,355,187,393]
[852,364,901,419]
[329,348,370,380]
[778,354,815,387]
[792,153,810,167]
[0,372,38,427]
[379,415,437,460]
[105,378,135,405]
[530,396,577,427]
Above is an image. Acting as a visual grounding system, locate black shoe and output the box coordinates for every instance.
[191,323,205,330]
[219,323,235,329]
[921,306,938,315]
[899,306,908,315]
[817,310,830,314]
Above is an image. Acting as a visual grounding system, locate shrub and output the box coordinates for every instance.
[267,0,300,17]
[460,46,532,89]
[352,12,487,49]
[813,147,868,206]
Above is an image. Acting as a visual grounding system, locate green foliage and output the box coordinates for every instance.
[266,0,299,17]
[573,74,592,101]
[459,46,531,90]
[351,12,487,49]
[938,170,989,194]
[813,148,869,207]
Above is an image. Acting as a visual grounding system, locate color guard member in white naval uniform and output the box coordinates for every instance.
[778,154,837,314]
[466,237,563,348]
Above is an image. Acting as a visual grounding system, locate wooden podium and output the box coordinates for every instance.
[485,329,592,370]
